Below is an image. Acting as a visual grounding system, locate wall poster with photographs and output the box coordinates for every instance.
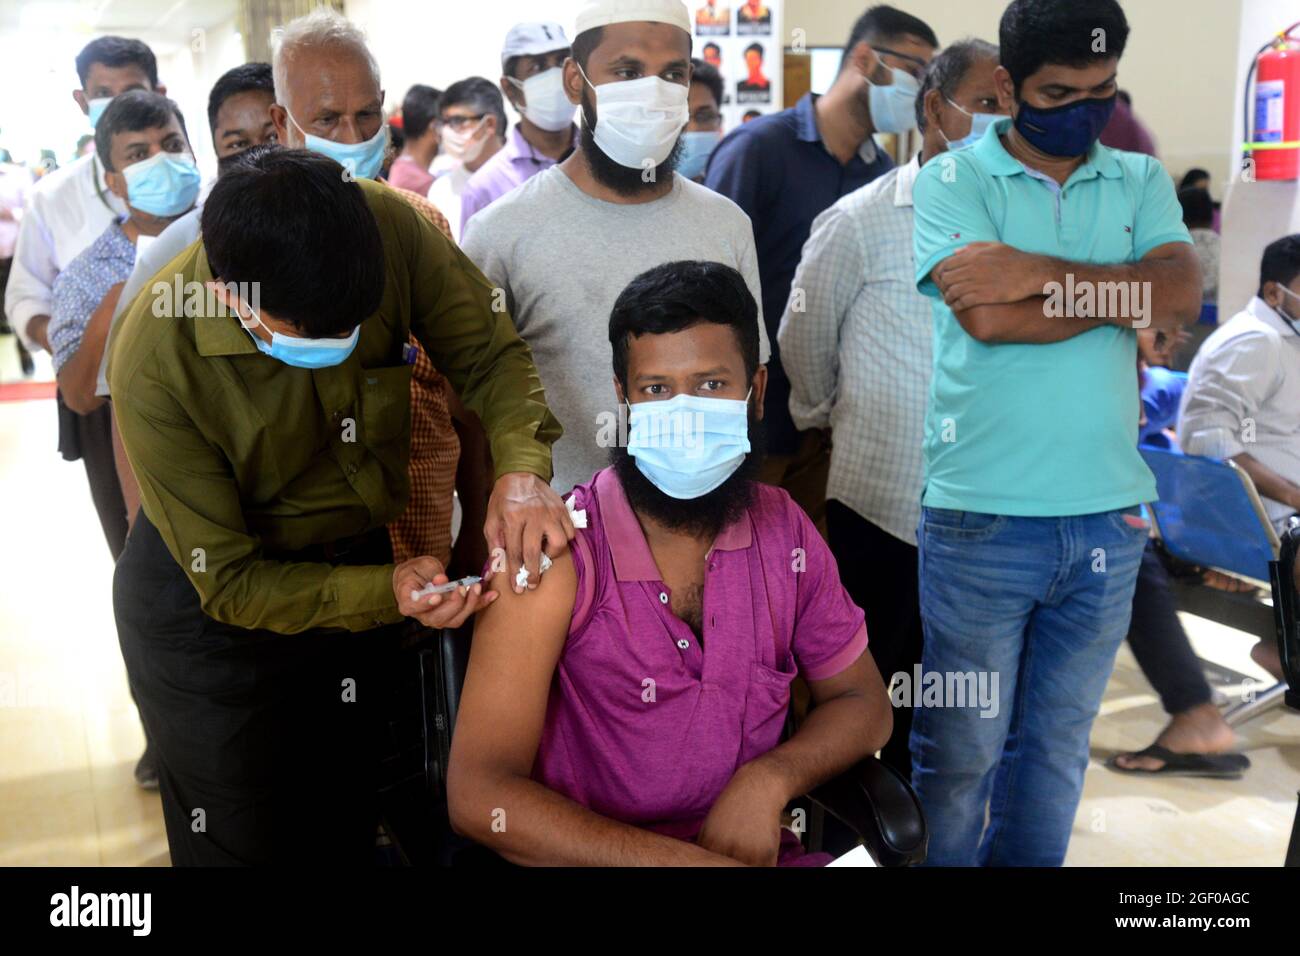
[691,0,783,131]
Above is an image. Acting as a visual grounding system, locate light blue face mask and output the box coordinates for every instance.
[940,96,999,151]
[238,299,360,369]
[626,389,751,499]
[87,97,112,129]
[678,130,721,180]
[122,150,202,218]
[289,110,387,180]
[865,66,920,134]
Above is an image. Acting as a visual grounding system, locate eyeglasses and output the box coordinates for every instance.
[690,108,722,129]
[871,46,929,80]
[439,113,486,131]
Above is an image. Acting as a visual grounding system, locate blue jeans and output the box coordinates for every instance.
[911,507,1147,866]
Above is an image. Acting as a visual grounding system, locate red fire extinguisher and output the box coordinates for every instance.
[1246,24,1300,181]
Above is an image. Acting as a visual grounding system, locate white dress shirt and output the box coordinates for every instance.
[1179,295,1300,530]
[777,156,931,546]
[428,162,470,243]
[4,154,126,348]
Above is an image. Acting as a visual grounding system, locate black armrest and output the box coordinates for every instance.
[419,623,474,802]
[807,757,927,867]
[1270,526,1300,711]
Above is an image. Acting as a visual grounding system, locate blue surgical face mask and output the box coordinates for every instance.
[678,130,721,180]
[940,96,999,151]
[865,66,920,134]
[1276,286,1300,333]
[87,97,112,129]
[1013,94,1116,158]
[289,110,388,180]
[122,150,202,218]
[626,390,751,499]
[238,299,360,369]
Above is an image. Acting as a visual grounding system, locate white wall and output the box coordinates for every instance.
[345,0,589,117]
[786,0,1244,195]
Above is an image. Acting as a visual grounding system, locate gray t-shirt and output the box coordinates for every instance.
[462,167,770,493]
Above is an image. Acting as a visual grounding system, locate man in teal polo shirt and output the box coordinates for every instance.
[910,0,1200,866]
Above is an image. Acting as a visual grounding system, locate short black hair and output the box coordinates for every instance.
[690,58,723,109]
[999,0,1129,92]
[703,42,721,56]
[915,38,999,133]
[609,261,760,390]
[201,148,386,338]
[94,90,189,172]
[440,76,508,142]
[1180,167,1211,190]
[744,43,764,59]
[573,27,604,70]
[76,36,158,89]
[842,5,939,72]
[401,84,442,138]
[1259,235,1300,297]
[1178,187,1214,230]
[206,62,273,135]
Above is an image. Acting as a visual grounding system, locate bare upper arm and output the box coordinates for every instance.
[806,645,887,714]
[449,547,579,782]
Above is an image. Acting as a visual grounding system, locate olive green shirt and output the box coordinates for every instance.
[108,178,561,635]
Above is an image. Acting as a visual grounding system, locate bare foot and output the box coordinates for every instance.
[1111,704,1237,772]
[1250,640,1285,682]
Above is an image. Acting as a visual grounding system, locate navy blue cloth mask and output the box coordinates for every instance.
[1013,94,1116,158]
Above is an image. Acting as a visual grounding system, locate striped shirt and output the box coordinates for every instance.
[777,157,930,546]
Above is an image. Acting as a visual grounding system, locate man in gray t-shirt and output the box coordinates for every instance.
[461,10,768,494]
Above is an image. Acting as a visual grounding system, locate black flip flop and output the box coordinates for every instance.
[1105,745,1250,779]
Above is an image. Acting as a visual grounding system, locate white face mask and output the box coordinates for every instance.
[575,61,689,169]
[507,67,576,132]
[865,66,921,134]
[441,118,490,164]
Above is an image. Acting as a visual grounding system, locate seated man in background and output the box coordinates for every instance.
[448,261,891,867]
[1179,233,1300,682]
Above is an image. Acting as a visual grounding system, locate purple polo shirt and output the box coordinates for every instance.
[459,124,577,235]
[534,467,869,864]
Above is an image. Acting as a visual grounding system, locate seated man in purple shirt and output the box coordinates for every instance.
[448,261,890,866]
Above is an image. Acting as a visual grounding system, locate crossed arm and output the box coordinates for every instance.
[928,240,1202,344]
[446,550,891,867]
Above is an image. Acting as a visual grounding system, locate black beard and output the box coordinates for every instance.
[580,90,683,197]
[610,408,766,540]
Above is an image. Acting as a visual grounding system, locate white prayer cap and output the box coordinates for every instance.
[501,22,571,72]
[574,0,692,38]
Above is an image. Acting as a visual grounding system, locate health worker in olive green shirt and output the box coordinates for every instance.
[108,146,569,866]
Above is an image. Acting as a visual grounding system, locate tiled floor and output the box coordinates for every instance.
[0,363,1296,867]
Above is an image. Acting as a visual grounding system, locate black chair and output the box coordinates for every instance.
[415,625,927,867]
[1268,523,1300,867]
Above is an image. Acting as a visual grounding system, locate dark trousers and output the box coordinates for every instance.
[57,396,128,560]
[115,511,402,865]
[825,499,923,777]
[1126,540,1213,715]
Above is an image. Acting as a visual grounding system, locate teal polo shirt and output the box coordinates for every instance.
[912,119,1191,517]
